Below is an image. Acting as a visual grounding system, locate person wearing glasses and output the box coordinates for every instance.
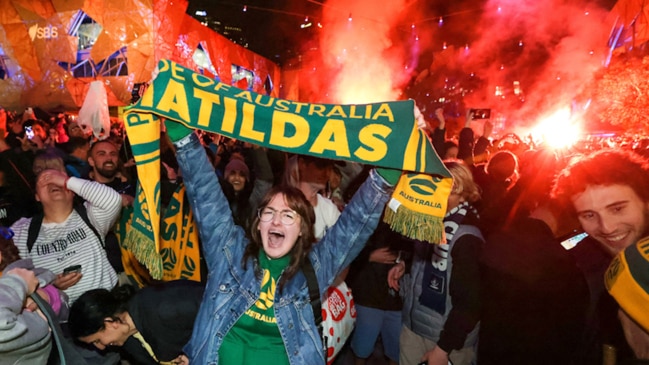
[163,123,401,365]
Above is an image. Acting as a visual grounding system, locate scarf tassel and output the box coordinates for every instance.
[383,205,445,244]
[124,229,163,280]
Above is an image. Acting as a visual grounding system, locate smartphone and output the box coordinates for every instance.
[63,264,82,274]
[470,108,491,119]
[559,231,588,250]
[24,125,34,140]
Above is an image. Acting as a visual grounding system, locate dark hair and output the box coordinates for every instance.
[66,136,90,153]
[552,149,649,210]
[444,140,458,151]
[486,150,518,182]
[68,285,136,338]
[0,236,20,271]
[89,139,117,156]
[220,175,254,229]
[23,119,47,129]
[243,184,316,291]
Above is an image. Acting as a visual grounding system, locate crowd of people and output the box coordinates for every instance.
[1,101,649,365]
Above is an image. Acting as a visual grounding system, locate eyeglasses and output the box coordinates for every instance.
[0,227,14,240]
[258,207,298,225]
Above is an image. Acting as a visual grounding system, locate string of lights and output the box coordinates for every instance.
[200,0,484,34]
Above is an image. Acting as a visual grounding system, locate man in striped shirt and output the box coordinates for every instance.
[11,168,121,303]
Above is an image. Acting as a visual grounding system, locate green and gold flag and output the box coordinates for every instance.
[123,60,451,278]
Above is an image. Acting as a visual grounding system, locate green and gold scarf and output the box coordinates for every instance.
[160,183,201,282]
[123,60,451,278]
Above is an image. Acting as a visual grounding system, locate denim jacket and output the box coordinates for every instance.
[175,134,393,365]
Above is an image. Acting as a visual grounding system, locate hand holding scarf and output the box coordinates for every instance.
[124,60,452,279]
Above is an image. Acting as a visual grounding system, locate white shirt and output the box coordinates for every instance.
[313,194,341,240]
[12,177,121,303]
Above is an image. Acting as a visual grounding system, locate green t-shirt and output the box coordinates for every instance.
[219,252,291,364]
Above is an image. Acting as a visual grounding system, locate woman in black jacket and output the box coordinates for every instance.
[68,280,204,365]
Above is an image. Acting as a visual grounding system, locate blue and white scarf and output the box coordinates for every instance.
[419,201,478,314]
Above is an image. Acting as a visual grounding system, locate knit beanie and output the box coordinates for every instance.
[224,158,249,180]
[605,236,649,332]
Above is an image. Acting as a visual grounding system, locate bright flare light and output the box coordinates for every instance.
[530,108,581,149]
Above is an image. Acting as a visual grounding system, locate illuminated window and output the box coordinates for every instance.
[231,64,254,90]
[58,11,128,77]
[59,48,127,78]
[193,43,218,77]
[68,11,102,50]
[0,46,13,79]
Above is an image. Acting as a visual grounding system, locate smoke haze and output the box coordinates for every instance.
[293,0,613,132]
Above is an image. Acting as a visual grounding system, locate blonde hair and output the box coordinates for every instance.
[444,159,481,203]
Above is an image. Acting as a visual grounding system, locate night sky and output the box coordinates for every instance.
[187,0,619,66]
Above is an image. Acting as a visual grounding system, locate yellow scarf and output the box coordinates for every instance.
[160,183,201,282]
[123,60,451,278]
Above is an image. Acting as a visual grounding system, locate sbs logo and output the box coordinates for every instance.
[28,24,59,41]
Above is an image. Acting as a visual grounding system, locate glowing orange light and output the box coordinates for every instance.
[530,108,581,149]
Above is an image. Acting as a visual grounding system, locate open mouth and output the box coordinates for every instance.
[268,230,285,246]
[603,232,629,245]
[48,184,63,193]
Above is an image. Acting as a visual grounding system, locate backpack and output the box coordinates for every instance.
[27,204,102,254]
[26,204,124,273]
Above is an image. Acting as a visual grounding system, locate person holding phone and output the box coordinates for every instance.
[22,120,47,143]
[10,166,122,303]
[63,265,82,274]
[551,149,649,363]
